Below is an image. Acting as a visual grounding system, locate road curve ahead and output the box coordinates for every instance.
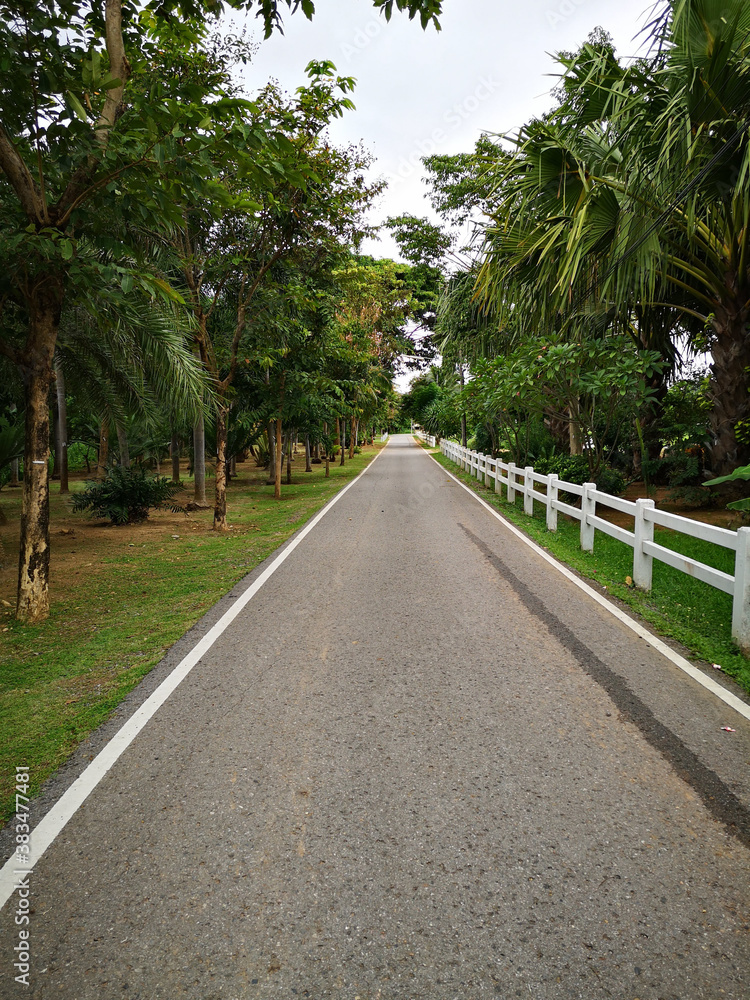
[2,434,749,1000]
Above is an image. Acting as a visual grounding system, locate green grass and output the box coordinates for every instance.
[432,449,750,696]
[0,448,381,822]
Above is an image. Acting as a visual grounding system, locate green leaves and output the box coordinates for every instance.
[236,0,442,39]
[71,466,184,524]
[704,465,750,486]
[65,90,89,122]
[463,331,665,474]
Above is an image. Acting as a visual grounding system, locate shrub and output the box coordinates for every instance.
[533,454,626,497]
[71,466,184,524]
[253,442,270,468]
[0,417,24,487]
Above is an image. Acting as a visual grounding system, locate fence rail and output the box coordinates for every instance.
[438,439,750,653]
[414,429,436,447]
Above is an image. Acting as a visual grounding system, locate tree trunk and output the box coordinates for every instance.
[16,282,62,623]
[708,303,750,477]
[459,365,468,447]
[275,418,283,500]
[286,431,292,485]
[51,400,60,479]
[349,415,356,459]
[55,359,69,494]
[305,434,312,472]
[17,369,53,622]
[267,420,277,485]
[97,417,109,476]
[568,400,583,456]
[214,403,228,530]
[339,417,346,466]
[545,408,568,453]
[193,413,207,505]
[10,459,19,487]
[171,431,181,482]
[115,419,130,469]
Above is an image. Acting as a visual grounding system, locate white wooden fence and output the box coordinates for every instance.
[439,439,750,653]
[414,430,436,447]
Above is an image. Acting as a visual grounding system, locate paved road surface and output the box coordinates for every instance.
[2,435,749,999]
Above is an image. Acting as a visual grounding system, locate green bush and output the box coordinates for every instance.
[66,440,97,473]
[0,417,24,486]
[253,441,270,468]
[71,466,184,524]
[533,454,626,497]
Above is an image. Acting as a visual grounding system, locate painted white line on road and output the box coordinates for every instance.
[427,449,750,724]
[0,446,387,911]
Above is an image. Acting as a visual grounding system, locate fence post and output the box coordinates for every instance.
[633,497,655,590]
[732,526,750,653]
[507,462,516,503]
[495,459,503,496]
[524,466,534,516]
[580,482,596,552]
[485,457,492,488]
[546,474,558,531]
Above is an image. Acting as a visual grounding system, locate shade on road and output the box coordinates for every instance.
[1,435,749,999]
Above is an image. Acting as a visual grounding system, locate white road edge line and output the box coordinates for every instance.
[426,447,750,724]
[0,445,387,911]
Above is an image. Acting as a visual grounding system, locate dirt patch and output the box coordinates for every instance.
[0,460,250,611]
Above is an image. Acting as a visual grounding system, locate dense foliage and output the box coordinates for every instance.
[408,0,747,497]
[71,467,184,524]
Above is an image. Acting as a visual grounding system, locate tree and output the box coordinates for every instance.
[174,63,380,522]
[422,135,507,229]
[0,0,444,622]
[0,1,248,620]
[475,3,750,476]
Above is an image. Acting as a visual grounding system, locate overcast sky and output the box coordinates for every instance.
[230,0,653,259]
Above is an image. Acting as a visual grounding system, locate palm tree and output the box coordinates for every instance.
[476,1,750,475]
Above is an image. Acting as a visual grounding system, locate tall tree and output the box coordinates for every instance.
[474,3,750,475]
[0,0,444,622]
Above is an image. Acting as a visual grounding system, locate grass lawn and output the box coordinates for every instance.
[428,445,750,698]
[0,445,383,823]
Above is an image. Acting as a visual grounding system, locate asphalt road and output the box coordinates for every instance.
[2,434,749,1000]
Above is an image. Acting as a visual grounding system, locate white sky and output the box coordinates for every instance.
[232,0,653,258]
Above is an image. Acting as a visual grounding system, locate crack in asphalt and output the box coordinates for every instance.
[460,522,750,849]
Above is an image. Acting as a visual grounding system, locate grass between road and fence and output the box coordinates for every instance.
[0,444,383,824]
[423,443,750,699]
